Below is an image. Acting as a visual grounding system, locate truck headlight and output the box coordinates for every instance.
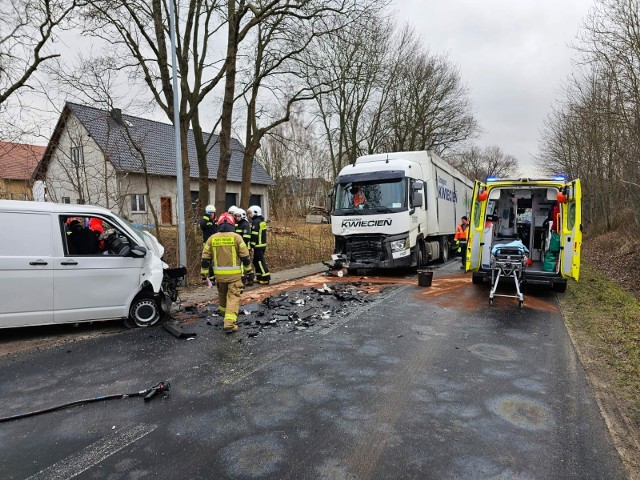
[390,238,408,252]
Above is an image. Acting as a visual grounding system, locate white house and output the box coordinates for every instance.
[33,102,274,226]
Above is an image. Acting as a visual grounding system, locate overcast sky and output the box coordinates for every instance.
[392,0,594,176]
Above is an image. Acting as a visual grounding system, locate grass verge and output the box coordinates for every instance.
[558,261,640,478]
[559,262,640,421]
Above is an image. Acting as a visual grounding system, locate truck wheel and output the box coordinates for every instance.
[439,237,449,263]
[553,281,567,293]
[472,272,484,285]
[128,292,162,327]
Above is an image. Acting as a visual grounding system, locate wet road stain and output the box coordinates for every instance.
[469,343,519,361]
[220,433,284,478]
[487,394,554,431]
[411,272,560,313]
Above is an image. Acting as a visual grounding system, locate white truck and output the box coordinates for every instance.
[330,151,473,270]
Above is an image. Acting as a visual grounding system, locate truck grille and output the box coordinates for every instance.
[349,237,387,263]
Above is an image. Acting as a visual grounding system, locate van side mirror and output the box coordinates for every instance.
[129,245,147,258]
[412,192,423,208]
[413,180,424,191]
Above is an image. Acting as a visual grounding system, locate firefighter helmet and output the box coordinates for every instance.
[217,212,235,226]
[205,204,215,214]
[248,205,262,217]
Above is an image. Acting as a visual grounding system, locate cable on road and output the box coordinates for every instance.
[0,381,170,423]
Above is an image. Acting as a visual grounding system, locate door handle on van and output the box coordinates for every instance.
[29,260,48,266]
[60,260,78,266]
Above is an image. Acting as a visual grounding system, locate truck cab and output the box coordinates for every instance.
[330,151,472,270]
[465,177,582,292]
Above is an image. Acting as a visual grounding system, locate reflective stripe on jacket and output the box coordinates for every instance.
[251,215,267,248]
[235,219,252,245]
[202,232,250,281]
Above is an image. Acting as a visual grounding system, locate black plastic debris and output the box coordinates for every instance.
[163,320,197,339]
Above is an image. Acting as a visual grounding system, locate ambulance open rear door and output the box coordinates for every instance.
[466,180,487,272]
[560,179,582,280]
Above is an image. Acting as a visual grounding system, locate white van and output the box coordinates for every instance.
[0,200,182,328]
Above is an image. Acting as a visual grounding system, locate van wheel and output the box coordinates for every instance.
[439,237,449,263]
[128,293,162,327]
[553,281,567,293]
[472,272,484,285]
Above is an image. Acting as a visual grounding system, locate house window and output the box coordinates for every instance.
[62,197,71,204]
[131,194,146,213]
[71,146,84,166]
[225,193,237,210]
[249,194,262,209]
[76,198,85,204]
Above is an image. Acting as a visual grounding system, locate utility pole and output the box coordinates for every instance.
[168,0,187,269]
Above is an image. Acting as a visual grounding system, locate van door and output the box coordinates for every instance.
[0,211,54,327]
[560,179,582,280]
[466,181,487,271]
[54,216,145,323]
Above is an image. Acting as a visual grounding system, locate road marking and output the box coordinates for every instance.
[27,423,157,480]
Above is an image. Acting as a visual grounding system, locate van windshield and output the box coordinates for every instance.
[111,212,146,243]
[334,178,407,215]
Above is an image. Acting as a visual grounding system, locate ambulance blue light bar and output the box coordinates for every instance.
[486,176,498,182]
[553,175,566,181]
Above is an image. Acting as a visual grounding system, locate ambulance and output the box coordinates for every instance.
[465,177,582,292]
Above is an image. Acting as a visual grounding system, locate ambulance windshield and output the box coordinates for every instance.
[334,177,407,214]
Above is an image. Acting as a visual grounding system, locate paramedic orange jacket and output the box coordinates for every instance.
[454,223,468,241]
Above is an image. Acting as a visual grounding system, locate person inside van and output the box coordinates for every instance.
[67,218,100,255]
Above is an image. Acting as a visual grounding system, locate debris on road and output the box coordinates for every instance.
[176,281,386,338]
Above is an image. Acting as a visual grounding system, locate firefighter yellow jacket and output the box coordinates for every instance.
[202,232,251,282]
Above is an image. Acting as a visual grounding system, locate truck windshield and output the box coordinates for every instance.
[334,178,407,214]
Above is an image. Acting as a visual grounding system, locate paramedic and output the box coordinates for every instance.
[455,216,469,269]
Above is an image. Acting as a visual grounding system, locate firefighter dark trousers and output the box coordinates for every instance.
[252,247,271,283]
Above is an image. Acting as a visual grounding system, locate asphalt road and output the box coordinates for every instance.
[0,262,626,479]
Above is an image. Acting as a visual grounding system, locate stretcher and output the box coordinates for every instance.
[489,240,528,308]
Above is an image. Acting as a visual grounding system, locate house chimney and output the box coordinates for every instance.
[110,108,122,123]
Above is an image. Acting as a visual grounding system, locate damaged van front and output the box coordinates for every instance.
[0,200,184,329]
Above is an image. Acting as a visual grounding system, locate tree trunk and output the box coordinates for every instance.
[215,2,238,214]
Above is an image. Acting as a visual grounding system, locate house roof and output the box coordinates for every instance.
[0,142,45,181]
[36,102,274,185]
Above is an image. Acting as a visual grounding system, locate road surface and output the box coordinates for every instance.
[0,262,626,479]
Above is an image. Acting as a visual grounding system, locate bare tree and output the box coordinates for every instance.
[0,0,81,106]
[449,145,519,182]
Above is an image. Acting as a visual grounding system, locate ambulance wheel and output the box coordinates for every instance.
[439,237,449,263]
[553,281,567,293]
[128,293,162,327]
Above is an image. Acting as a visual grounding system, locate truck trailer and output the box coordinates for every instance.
[330,151,473,270]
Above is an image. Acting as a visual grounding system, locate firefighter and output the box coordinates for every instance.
[201,212,253,333]
[200,205,217,243]
[248,205,271,285]
[233,208,254,286]
[455,215,469,269]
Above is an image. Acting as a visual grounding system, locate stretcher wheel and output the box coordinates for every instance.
[489,298,493,306]
[518,300,523,309]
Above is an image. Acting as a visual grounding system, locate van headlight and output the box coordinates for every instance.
[390,238,408,252]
